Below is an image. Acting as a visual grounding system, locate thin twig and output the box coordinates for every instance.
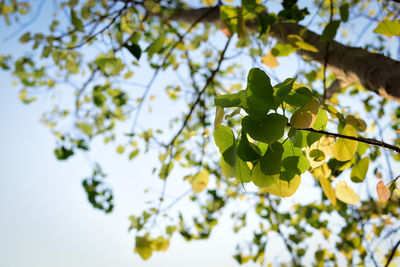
[168,38,231,147]
[385,238,400,267]
[288,123,400,153]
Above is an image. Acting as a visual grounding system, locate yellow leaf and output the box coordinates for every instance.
[330,125,358,161]
[335,180,360,205]
[190,169,209,193]
[202,0,216,6]
[376,180,390,202]
[320,177,337,206]
[262,51,279,68]
[290,98,320,128]
[214,106,224,127]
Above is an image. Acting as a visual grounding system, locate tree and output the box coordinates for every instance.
[1,0,400,265]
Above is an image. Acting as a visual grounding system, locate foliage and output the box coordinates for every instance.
[2,0,400,265]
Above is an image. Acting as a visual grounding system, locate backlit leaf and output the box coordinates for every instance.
[242,113,287,144]
[335,180,360,205]
[330,125,358,161]
[190,169,209,193]
[290,98,319,128]
[351,157,369,183]
[262,51,279,68]
[320,177,337,206]
[373,20,400,38]
[377,180,390,202]
[245,68,274,115]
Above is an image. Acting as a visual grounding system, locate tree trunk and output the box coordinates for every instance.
[152,6,400,103]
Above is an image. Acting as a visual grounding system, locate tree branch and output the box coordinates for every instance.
[287,123,400,153]
[385,238,400,267]
[142,5,400,102]
[168,37,231,147]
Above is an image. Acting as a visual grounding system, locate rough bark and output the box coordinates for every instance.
[152,6,400,102]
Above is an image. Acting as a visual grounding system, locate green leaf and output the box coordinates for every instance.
[273,78,294,109]
[236,156,251,183]
[19,32,31,44]
[285,87,313,107]
[373,20,400,38]
[351,157,369,183]
[215,90,246,108]
[271,43,297,57]
[339,3,349,22]
[245,68,274,115]
[237,133,261,162]
[281,140,310,180]
[214,125,236,177]
[129,149,140,160]
[135,235,153,260]
[214,106,224,126]
[290,98,319,128]
[252,142,301,197]
[242,113,288,144]
[321,20,340,42]
[159,162,173,180]
[330,125,358,161]
[124,43,142,60]
[54,146,74,160]
[251,141,283,187]
[70,9,83,31]
[146,35,166,59]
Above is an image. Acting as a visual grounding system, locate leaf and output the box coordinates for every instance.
[273,78,294,109]
[242,113,288,144]
[116,145,125,154]
[236,156,252,183]
[376,181,390,202]
[339,3,349,22]
[321,20,340,42]
[214,106,224,126]
[281,140,310,180]
[214,125,236,177]
[146,35,166,59]
[215,90,246,108]
[19,32,31,44]
[320,177,337,206]
[294,40,318,52]
[306,147,326,168]
[373,20,400,38]
[330,125,358,161]
[245,68,274,115]
[135,235,153,260]
[351,157,369,183]
[252,142,302,197]
[203,0,216,6]
[285,87,313,107]
[251,142,283,187]
[271,43,297,57]
[150,237,170,252]
[129,149,140,160]
[335,180,360,205]
[70,9,83,31]
[124,43,142,60]
[262,51,279,68]
[190,169,209,193]
[237,133,261,162]
[290,98,319,128]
